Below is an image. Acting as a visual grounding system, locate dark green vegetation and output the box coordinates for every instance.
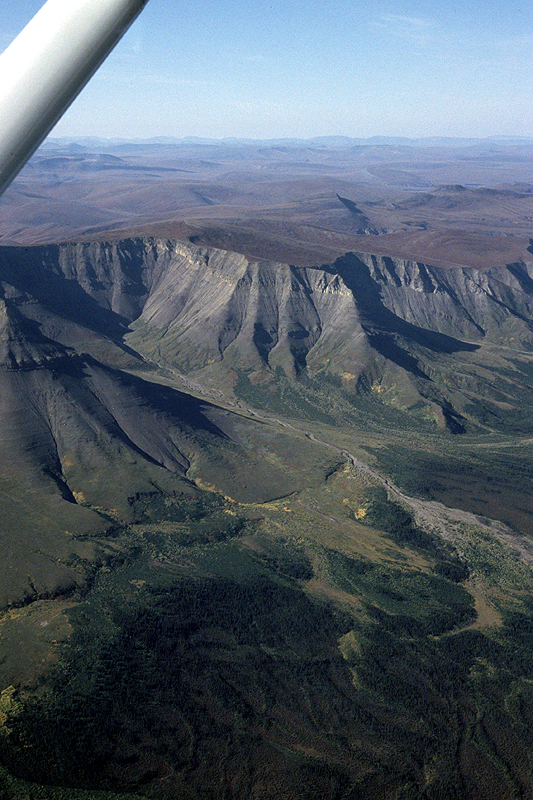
[365,440,533,536]
[3,495,533,800]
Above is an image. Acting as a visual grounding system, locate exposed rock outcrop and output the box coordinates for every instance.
[3,236,533,435]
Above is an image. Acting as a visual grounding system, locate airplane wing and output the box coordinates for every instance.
[0,0,149,197]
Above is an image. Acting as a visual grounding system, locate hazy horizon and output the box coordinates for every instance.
[40,133,533,147]
[2,0,533,142]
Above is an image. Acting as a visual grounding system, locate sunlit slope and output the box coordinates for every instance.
[123,240,533,433]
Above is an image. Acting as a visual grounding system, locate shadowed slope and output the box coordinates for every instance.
[0,269,338,605]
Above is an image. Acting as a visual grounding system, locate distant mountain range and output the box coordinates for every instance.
[41,134,533,150]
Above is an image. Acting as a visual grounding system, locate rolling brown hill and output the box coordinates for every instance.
[2,139,533,266]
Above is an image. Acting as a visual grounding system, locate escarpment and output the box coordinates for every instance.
[3,237,533,437]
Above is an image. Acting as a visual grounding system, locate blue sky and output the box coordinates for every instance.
[2,0,533,140]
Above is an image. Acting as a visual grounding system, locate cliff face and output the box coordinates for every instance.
[110,240,533,429]
[6,236,533,354]
[126,243,366,377]
[357,253,533,344]
[120,240,533,364]
[3,237,533,434]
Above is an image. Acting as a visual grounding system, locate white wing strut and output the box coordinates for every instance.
[0,0,149,197]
